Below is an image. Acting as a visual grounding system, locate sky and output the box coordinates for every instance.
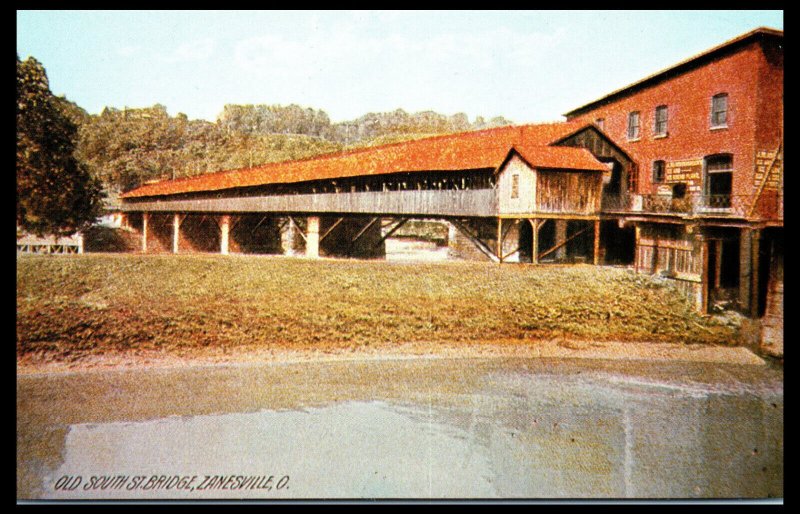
[17,10,783,124]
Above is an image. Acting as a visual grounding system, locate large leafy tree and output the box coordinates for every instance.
[17,56,103,237]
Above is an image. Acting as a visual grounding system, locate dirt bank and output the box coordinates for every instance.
[16,338,766,376]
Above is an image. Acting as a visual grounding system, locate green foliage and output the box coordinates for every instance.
[74,103,515,195]
[16,56,104,237]
[25,54,514,196]
[218,103,332,138]
[214,104,515,146]
[52,95,90,127]
[76,105,343,193]
[318,108,514,145]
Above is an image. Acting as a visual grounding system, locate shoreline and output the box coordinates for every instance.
[16,339,768,376]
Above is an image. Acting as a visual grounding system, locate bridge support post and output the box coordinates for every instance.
[530,218,539,264]
[496,218,503,262]
[281,217,297,256]
[555,219,568,261]
[172,213,181,254]
[700,235,710,314]
[593,219,601,265]
[141,213,149,253]
[220,215,230,255]
[306,216,320,258]
[739,227,762,317]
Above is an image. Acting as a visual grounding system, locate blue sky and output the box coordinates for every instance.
[17,10,783,124]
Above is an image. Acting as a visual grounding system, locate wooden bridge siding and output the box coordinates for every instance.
[558,127,633,167]
[535,171,603,215]
[122,173,607,218]
[121,189,500,217]
[496,155,537,215]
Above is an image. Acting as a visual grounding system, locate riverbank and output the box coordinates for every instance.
[16,337,767,376]
[17,254,741,368]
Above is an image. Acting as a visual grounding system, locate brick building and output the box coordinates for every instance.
[565,27,783,354]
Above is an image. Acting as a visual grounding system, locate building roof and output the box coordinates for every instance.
[564,27,783,118]
[121,121,607,199]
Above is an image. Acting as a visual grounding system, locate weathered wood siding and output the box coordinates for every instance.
[121,189,498,217]
[557,127,631,167]
[556,126,635,203]
[535,170,603,214]
[497,155,537,215]
[636,231,701,278]
[634,223,704,308]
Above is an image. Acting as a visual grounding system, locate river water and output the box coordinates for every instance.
[17,356,782,500]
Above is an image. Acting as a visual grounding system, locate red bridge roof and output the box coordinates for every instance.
[121,121,607,199]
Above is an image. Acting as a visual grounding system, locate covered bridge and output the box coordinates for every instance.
[119,121,634,263]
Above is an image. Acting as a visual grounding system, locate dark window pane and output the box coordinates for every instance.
[712,94,728,126]
[655,106,668,135]
[627,112,640,139]
[704,154,733,207]
[708,172,732,195]
[653,160,665,183]
[706,155,733,172]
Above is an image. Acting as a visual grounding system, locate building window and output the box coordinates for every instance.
[627,111,640,140]
[654,105,668,136]
[511,173,519,199]
[704,154,733,207]
[595,118,605,130]
[672,183,687,199]
[711,93,728,128]
[652,160,666,183]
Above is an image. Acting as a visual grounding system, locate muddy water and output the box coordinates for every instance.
[18,357,782,499]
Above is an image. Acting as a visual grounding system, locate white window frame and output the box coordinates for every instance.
[711,93,728,128]
[654,105,668,137]
[627,111,640,141]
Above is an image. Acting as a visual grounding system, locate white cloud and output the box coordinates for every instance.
[233,31,374,78]
[228,25,568,120]
[234,25,565,76]
[161,38,216,63]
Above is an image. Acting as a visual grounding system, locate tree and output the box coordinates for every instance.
[17,56,104,237]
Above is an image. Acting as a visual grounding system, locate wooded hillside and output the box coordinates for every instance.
[56,96,513,196]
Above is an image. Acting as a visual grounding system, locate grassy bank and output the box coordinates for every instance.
[16,254,738,361]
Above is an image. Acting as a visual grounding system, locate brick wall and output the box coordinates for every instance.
[567,38,783,208]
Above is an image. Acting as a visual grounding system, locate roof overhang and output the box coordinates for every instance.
[120,121,605,200]
[494,146,608,176]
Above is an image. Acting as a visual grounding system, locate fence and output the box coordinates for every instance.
[602,193,783,220]
[17,233,84,255]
